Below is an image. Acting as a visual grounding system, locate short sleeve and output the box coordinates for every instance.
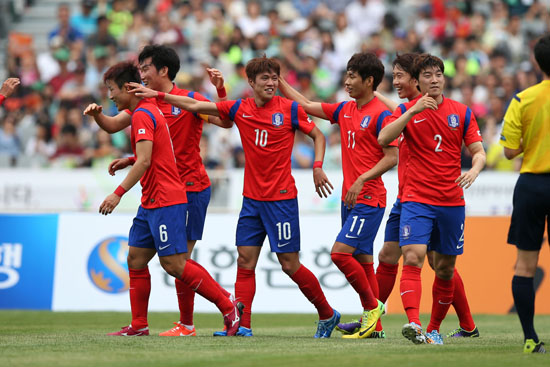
[132,110,156,143]
[321,102,346,124]
[463,107,483,146]
[500,96,522,149]
[216,100,240,121]
[294,103,316,134]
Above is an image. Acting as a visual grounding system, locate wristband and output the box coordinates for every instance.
[157,91,166,100]
[0,95,5,105]
[128,156,136,164]
[313,161,323,169]
[216,87,227,99]
[114,185,127,197]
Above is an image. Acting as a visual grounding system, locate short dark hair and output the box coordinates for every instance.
[346,52,385,90]
[392,53,418,76]
[411,53,445,80]
[534,34,550,76]
[103,61,140,88]
[245,56,280,81]
[138,44,180,81]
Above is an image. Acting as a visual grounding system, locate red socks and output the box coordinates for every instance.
[129,267,151,330]
[452,268,476,331]
[400,265,422,325]
[376,262,399,303]
[235,267,256,328]
[427,275,454,332]
[180,261,232,315]
[331,252,378,310]
[290,265,333,320]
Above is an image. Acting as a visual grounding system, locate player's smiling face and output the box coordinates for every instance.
[250,71,278,101]
[139,57,163,90]
[106,79,130,110]
[344,70,369,99]
[418,66,445,98]
[392,65,418,100]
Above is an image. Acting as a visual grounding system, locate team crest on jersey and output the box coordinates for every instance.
[272,112,284,127]
[172,105,181,116]
[360,115,371,129]
[447,114,460,129]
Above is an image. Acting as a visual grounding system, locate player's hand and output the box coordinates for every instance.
[99,193,121,215]
[0,78,20,98]
[83,103,103,117]
[455,169,480,189]
[344,178,363,209]
[411,93,438,114]
[206,68,225,90]
[127,82,158,98]
[108,158,131,175]
[313,168,333,198]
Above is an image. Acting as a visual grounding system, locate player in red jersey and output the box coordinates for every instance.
[277,52,397,339]
[0,78,20,106]
[96,61,242,336]
[378,54,486,345]
[84,45,230,336]
[129,56,341,338]
[372,54,480,339]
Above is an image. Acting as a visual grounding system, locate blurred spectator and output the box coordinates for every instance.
[120,11,154,53]
[71,0,99,38]
[51,123,84,167]
[238,0,269,39]
[86,15,118,58]
[24,123,56,165]
[49,48,75,96]
[291,131,314,168]
[48,2,84,47]
[107,0,133,41]
[0,113,21,166]
[345,0,386,38]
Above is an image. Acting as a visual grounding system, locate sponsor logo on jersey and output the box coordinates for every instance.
[401,225,411,240]
[500,134,506,141]
[307,116,312,124]
[172,105,181,116]
[360,115,371,129]
[272,112,284,127]
[138,128,146,135]
[447,114,460,129]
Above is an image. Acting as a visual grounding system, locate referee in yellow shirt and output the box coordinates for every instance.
[500,34,550,354]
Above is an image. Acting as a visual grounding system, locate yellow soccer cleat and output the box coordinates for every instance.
[342,300,385,339]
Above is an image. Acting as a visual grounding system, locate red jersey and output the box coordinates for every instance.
[216,96,315,201]
[130,99,187,209]
[322,97,394,207]
[400,96,482,206]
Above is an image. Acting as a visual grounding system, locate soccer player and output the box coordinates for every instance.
[277,52,396,339]
[378,54,486,345]
[98,61,242,336]
[0,78,20,105]
[129,56,341,338]
[500,35,550,354]
[340,53,478,339]
[84,45,229,337]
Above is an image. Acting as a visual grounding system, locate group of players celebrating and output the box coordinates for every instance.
[85,44,487,345]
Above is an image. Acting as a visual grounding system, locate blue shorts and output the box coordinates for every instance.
[336,202,385,255]
[384,198,402,243]
[186,187,211,241]
[399,202,465,256]
[236,197,300,253]
[129,203,188,257]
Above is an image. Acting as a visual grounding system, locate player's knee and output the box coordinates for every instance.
[159,257,184,278]
[402,251,423,267]
[378,244,400,264]
[237,256,256,270]
[435,266,454,280]
[127,253,147,269]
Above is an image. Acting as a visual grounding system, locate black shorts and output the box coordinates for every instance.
[508,173,550,251]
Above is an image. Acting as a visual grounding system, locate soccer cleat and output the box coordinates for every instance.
[314,309,341,338]
[446,326,480,338]
[159,322,196,336]
[223,301,245,336]
[107,325,149,336]
[402,322,427,344]
[368,330,386,339]
[524,339,546,354]
[213,326,253,337]
[425,330,444,345]
[342,300,385,339]
[335,319,361,335]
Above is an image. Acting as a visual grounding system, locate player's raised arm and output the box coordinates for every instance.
[0,78,20,104]
[205,67,234,128]
[128,82,221,117]
[278,76,328,120]
[374,91,399,111]
[307,126,333,198]
[455,142,486,189]
[83,103,131,133]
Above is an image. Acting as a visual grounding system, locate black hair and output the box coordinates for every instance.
[138,44,180,81]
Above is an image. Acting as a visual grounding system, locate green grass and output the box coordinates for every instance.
[0,312,548,367]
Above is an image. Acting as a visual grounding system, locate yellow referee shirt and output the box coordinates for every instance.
[500,80,550,173]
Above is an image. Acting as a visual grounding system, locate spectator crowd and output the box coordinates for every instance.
[1,0,547,171]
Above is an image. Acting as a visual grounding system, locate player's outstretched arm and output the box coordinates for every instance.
[0,78,20,103]
[374,91,399,111]
[205,68,234,127]
[344,146,398,208]
[278,76,328,120]
[128,82,221,117]
[99,140,152,215]
[83,103,131,133]
[308,126,334,198]
[455,141,486,189]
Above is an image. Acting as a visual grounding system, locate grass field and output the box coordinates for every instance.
[0,311,548,367]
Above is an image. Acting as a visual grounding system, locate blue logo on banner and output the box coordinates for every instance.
[360,115,371,128]
[87,236,129,294]
[172,105,181,116]
[448,114,460,128]
[0,214,58,310]
[272,112,284,127]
